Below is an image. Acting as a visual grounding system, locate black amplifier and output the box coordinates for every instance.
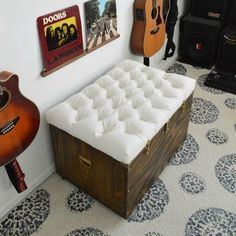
[216,24,236,73]
[191,0,229,20]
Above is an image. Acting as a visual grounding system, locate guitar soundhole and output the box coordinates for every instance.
[0,89,10,110]
[151,8,157,20]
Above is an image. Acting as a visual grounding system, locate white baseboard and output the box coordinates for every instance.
[0,164,55,219]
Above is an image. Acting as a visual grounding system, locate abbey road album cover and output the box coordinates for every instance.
[84,0,119,51]
[37,5,84,75]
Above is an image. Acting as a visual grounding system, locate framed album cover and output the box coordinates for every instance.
[37,5,84,76]
[84,0,119,51]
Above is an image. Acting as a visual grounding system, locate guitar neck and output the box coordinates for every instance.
[153,0,157,8]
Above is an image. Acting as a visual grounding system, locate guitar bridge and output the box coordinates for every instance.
[0,116,20,135]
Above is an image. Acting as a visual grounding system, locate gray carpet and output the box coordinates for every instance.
[1,62,236,236]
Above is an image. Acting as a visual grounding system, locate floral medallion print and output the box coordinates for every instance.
[224,98,236,110]
[66,188,94,213]
[185,208,236,236]
[197,74,224,94]
[128,179,169,223]
[206,128,229,145]
[65,227,109,236]
[0,189,50,236]
[190,98,219,124]
[170,134,199,165]
[166,63,187,75]
[215,154,236,194]
[145,232,163,236]
[179,172,206,195]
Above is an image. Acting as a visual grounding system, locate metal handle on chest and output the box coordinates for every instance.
[79,155,92,168]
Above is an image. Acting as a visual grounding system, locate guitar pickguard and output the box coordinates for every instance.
[0,116,20,135]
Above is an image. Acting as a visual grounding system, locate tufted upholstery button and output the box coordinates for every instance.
[143,85,156,98]
[106,86,124,99]
[98,105,114,121]
[102,115,121,134]
[112,95,127,109]
[131,95,148,109]
[46,59,196,165]
[75,107,95,121]
[118,104,139,121]
[150,94,179,115]
[95,75,116,89]
[106,68,128,80]
[119,77,136,89]
[124,85,140,98]
[124,120,143,135]
[92,96,108,109]
[66,93,91,110]
[82,84,105,99]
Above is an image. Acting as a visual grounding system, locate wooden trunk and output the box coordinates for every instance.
[49,93,193,219]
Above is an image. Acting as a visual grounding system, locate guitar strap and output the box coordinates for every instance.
[5,160,27,193]
[163,0,178,60]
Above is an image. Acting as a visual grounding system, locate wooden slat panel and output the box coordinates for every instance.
[49,126,128,218]
[126,94,193,214]
[128,94,193,188]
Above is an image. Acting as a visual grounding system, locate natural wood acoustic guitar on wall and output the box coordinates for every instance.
[131,0,167,57]
[0,71,40,193]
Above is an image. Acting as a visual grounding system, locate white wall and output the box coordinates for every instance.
[0,0,186,218]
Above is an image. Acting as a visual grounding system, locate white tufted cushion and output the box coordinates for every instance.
[45,60,195,164]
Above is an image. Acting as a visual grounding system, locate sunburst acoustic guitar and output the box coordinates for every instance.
[0,71,40,193]
[131,0,166,57]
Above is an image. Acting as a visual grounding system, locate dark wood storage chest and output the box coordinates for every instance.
[49,93,193,218]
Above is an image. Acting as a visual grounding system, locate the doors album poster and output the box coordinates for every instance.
[37,5,83,74]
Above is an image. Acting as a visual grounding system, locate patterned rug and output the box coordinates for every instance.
[1,62,236,236]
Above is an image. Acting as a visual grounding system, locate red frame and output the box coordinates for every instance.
[37,5,83,74]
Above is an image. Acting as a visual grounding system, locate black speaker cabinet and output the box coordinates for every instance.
[226,0,236,22]
[216,24,236,73]
[191,0,229,20]
[180,15,223,67]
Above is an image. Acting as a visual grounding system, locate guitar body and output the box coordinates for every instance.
[0,72,40,166]
[131,0,166,57]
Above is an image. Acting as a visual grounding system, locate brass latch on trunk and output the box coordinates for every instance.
[165,122,170,134]
[181,100,186,112]
[145,140,150,155]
